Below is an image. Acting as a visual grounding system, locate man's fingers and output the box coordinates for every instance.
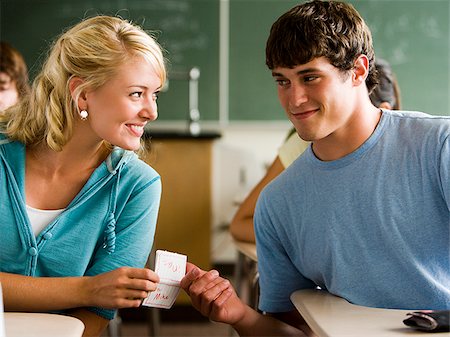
[180,265,201,290]
[199,278,230,309]
[212,288,233,308]
[188,269,220,295]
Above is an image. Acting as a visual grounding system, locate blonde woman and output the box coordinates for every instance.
[0,16,165,336]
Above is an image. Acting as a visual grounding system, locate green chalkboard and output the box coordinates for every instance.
[2,1,449,122]
[0,0,220,121]
[353,0,449,115]
[229,0,293,121]
[229,0,450,120]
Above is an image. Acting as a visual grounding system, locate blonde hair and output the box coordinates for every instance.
[0,15,166,151]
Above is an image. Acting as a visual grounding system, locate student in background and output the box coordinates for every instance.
[0,41,30,110]
[181,1,450,336]
[0,16,165,337]
[369,58,401,110]
[229,58,401,243]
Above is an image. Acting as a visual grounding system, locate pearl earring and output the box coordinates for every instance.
[79,110,88,121]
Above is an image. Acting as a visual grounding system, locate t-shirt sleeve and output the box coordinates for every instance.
[254,188,316,313]
[438,135,450,211]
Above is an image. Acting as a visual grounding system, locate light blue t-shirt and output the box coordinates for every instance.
[255,110,450,313]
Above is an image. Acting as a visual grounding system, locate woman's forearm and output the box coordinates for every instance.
[1,267,157,312]
[1,272,89,311]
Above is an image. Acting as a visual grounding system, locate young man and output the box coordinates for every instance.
[181,1,450,336]
[229,58,401,244]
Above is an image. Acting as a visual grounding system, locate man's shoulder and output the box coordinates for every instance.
[384,110,450,137]
[386,109,450,124]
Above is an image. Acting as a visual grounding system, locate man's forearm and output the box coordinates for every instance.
[232,306,307,337]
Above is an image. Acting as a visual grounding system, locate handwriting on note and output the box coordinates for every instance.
[142,283,180,309]
[156,250,186,286]
[142,250,187,309]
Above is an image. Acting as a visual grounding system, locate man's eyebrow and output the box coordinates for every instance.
[272,67,321,77]
[296,67,321,75]
[271,71,285,77]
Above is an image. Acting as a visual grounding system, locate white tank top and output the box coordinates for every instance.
[26,205,64,237]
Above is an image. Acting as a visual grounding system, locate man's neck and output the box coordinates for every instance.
[312,105,382,161]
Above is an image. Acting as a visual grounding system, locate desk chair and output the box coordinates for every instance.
[233,240,259,310]
[0,284,5,337]
[107,313,122,337]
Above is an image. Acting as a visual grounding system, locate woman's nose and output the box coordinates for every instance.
[141,100,158,121]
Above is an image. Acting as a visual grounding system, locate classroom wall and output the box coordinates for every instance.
[2,0,449,125]
[228,0,450,120]
[2,0,449,263]
[211,123,291,263]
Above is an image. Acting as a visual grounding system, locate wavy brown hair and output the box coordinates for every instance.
[266,0,377,93]
[0,41,30,98]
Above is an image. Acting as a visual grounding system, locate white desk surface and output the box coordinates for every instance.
[233,240,257,262]
[5,312,85,337]
[291,289,450,337]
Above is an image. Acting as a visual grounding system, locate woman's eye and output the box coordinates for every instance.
[130,92,143,98]
[152,91,160,100]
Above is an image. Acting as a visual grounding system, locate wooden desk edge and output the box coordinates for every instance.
[290,290,331,337]
[232,240,258,262]
[5,312,85,336]
[290,289,450,337]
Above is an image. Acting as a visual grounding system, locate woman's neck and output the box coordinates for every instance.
[27,138,110,177]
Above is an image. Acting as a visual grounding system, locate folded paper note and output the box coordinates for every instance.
[142,250,187,309]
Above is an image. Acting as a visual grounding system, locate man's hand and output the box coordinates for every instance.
[181,262,247,325]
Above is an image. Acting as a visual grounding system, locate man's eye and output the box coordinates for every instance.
[304,76,318,82]
[276,79,289,87]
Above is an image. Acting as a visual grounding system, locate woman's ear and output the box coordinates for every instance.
[68,76,87,110]
[352,54,369,86]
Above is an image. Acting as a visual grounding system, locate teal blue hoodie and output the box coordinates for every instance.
[0,134,161,319]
